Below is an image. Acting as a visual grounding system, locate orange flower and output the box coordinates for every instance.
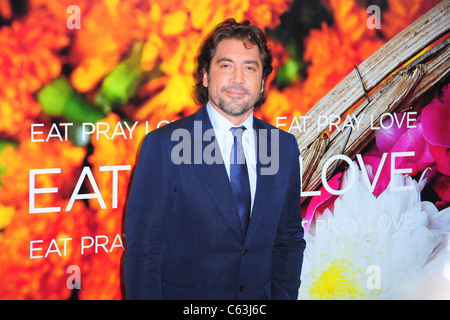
[0,8,68,138]
[0,134,86,233]
[77,242,125,300]
[246,0,294,29]
[295,0,440,113]
[186,0,248,36]
[382,0,441,39]
[138,31,203,120]
[257,87,295,126]
[0,204,14,232]
[255,39,292,125]
[63,113,146,299]
[66,0,150,92]
[87,113,147,214]
[301,22,384,110]
[138,0,294,123]
[135,73,200,122]
[0,0,12,19]
[266,39,290,88]
[0,200,96,299]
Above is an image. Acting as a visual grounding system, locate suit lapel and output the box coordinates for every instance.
[191,106,244,241]
[190,107,278,243]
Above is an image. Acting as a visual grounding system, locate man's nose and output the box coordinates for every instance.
[231,67,244,84]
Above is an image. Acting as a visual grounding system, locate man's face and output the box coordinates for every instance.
[203,38,264,122]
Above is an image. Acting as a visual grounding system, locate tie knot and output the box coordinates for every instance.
[230,126,246,141]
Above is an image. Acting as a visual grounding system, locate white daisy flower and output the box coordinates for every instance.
[299,167,450,299]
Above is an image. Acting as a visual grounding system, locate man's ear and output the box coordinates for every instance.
[202,68,208,87]
[260,78,265,93]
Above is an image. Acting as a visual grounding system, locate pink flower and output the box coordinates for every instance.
[305,84,449,228]
[431,175,450,210]
[389,118,435,175]
[421,84,450,175]
[364,114,434,196]
[369,84,449,198]
[375,114,409,153]
[422,85,450,148]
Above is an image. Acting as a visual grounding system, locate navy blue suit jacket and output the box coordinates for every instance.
[124,105,305,300]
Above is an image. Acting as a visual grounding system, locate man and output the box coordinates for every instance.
[124,18,305,300]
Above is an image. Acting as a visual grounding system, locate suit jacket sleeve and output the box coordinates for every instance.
[271,134,306,300]
[124,131,173,299]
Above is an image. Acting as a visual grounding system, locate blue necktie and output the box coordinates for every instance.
[230,126,251,236]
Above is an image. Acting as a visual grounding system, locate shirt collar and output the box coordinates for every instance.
[206,101,254,134]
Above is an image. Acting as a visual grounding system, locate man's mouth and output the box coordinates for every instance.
[226,90,245,96]
[223,86,249,98]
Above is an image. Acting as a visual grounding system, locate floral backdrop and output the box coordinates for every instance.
[0,0,448,299]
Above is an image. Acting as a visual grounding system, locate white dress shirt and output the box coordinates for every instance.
[206,102,257,213]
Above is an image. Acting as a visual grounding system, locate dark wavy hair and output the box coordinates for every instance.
[194,18,273,110]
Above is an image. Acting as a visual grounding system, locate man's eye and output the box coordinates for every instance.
[220,64,230,68]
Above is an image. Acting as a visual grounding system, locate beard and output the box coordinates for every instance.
[208,83,260,117]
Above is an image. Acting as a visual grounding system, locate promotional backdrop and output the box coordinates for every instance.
[0,0,448,299]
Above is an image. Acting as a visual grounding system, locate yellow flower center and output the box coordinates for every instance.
[309,259,366,300]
